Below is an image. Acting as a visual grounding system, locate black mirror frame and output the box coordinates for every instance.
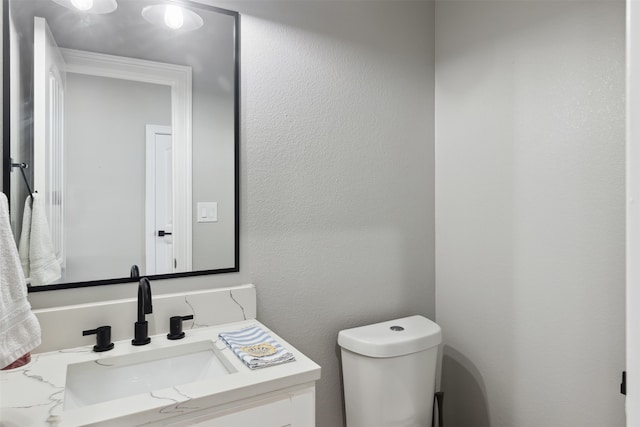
[2,0,240,292]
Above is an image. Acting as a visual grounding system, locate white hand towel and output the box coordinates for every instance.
[18,194,61,286]
[0,193,42,368]
[219,326,295,370]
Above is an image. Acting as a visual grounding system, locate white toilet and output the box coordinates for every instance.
[338,315,442,427]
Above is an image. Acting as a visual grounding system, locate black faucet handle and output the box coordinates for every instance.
[83,326,115,352]
[167,315,194,340]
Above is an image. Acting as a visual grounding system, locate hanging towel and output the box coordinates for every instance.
[0,193,42,368]
[18,194,61,286]
[219,326,296,370]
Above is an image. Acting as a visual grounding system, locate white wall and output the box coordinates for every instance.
[64,74,171,282]
[24,2,437,426]
[192,91,236,270]
[435,1,625,426]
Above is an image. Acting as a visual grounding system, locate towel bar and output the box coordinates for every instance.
[10,162,34,200]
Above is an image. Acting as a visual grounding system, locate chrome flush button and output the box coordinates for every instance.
[390,326,405,331]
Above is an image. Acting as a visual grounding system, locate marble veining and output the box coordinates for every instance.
[4,359,66,425]
[22,368,63,392]
[136,390,203,427]
[183,296,201,328]
[171,386,195,402]
[183,294,208,328]
[0,319,320,426]
[149,390,183,414]
[34,285,258,353]
[58,348,92,354]
[229,290,247,321]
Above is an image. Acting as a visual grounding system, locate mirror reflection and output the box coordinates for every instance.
[4,0,239,289]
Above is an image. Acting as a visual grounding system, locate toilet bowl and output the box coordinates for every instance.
[338,315,442,427]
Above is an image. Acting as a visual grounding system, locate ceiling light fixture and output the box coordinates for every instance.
[51,0,117,14]
[142,4,203,31]
[164,5,184,29]
[70,0,93,11]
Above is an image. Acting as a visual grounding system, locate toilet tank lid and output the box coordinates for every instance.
[337,315,442,358]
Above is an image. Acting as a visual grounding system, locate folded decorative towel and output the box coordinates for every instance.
[219,326,295,370]
[0,193,42,369]
[18,194,61,286]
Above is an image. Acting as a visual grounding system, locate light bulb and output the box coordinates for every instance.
[142,4,202,31]
[70,0,94,10]
[164,5,184,30]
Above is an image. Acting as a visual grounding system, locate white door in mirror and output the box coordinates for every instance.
[145,125,173,274]
[154,131,173,273]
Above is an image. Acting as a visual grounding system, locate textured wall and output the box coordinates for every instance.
[26,2,437,426]
[3,0,629,425]
[238,5,436,425]
[435,1,625,426]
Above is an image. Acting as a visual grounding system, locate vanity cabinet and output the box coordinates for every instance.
[1,289,321,427]
[171,385,316,427]
[0,325,320,427]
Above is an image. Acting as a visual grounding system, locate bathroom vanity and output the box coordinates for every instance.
[0,285,321,426]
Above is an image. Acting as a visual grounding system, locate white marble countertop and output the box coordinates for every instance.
[0,320,321,426]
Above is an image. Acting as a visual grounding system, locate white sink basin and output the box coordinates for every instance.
[64,340,234,410]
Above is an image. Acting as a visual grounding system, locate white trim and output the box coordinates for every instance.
[627,0,639,423]
[33,17,66,272]
[145,127,156,275]
[61,48,193,272]
[33,18,46,201]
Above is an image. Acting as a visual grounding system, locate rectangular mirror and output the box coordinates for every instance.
[2,0,239,291]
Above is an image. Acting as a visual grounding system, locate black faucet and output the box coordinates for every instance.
[132,277,153,346]
[130,264,140,278]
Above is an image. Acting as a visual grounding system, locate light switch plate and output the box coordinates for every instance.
[197,202,218,223]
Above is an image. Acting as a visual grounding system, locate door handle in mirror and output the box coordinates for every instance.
[157,230,173,237]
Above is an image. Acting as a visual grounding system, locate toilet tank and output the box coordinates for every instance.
[338,315,442,427]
